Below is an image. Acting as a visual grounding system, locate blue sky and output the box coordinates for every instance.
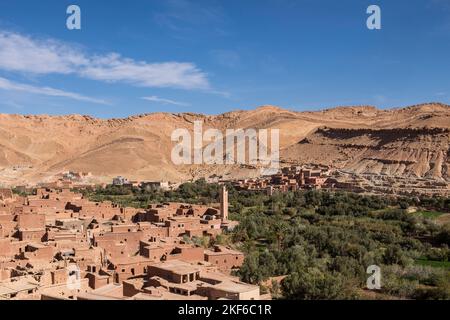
[0,0,449,118]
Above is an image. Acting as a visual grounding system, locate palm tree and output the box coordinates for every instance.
[273,221,287,251]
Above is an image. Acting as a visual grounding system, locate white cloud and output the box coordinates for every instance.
[142,95,190,106]
[154,0,226,32]
[82,54,209,89]
[0,77,109,105]
[0,32,87,75]
[0,31,210,90]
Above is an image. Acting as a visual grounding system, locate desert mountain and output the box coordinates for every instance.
[0,103,449,186]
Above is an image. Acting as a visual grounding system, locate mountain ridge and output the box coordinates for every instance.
[1,102,448,121]
[0,102,448,186]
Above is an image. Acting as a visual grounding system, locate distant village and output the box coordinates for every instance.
[11,163,449,198]
[230,166,450,197]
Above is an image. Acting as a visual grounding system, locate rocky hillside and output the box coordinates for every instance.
[0,103,448,185]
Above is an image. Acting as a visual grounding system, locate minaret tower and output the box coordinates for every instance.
[220,185,229,222]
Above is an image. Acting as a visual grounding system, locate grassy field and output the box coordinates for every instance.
[415,259,450,269]
[414,211,447,219]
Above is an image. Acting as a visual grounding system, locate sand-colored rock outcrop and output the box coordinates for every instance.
[0,103,448,185]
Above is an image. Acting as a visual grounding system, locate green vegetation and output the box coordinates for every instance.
[11,187,35,197]
[81,180,450,300]
[82,179,221,208]
[414,211,447,219]
[415,259,450,269]
[229,190,450,300]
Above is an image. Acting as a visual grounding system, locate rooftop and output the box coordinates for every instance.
[151,260,201,275]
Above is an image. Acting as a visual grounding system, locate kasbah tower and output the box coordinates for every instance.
[220,185,229,222]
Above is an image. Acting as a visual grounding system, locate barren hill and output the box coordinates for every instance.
[0,103,449,186]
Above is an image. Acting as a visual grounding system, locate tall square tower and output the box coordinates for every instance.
[220,185,229,222]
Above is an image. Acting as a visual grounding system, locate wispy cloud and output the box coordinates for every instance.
[0,32,86,75]
[142,95,190,106]
[153,0,229,37]
[0,31,210,90]
[0,77,109,105]
[2,100,24,110]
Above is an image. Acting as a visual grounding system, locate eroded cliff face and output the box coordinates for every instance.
[283,127,450,180]
[0,103,448,185]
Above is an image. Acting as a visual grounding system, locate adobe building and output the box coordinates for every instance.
[0,186,253,301]
[204,246,244,272]
[85,271,112,290]
[0,279,40,300]
[109,256,154,283]
[145,260,260,300]
[232,165,333,194]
